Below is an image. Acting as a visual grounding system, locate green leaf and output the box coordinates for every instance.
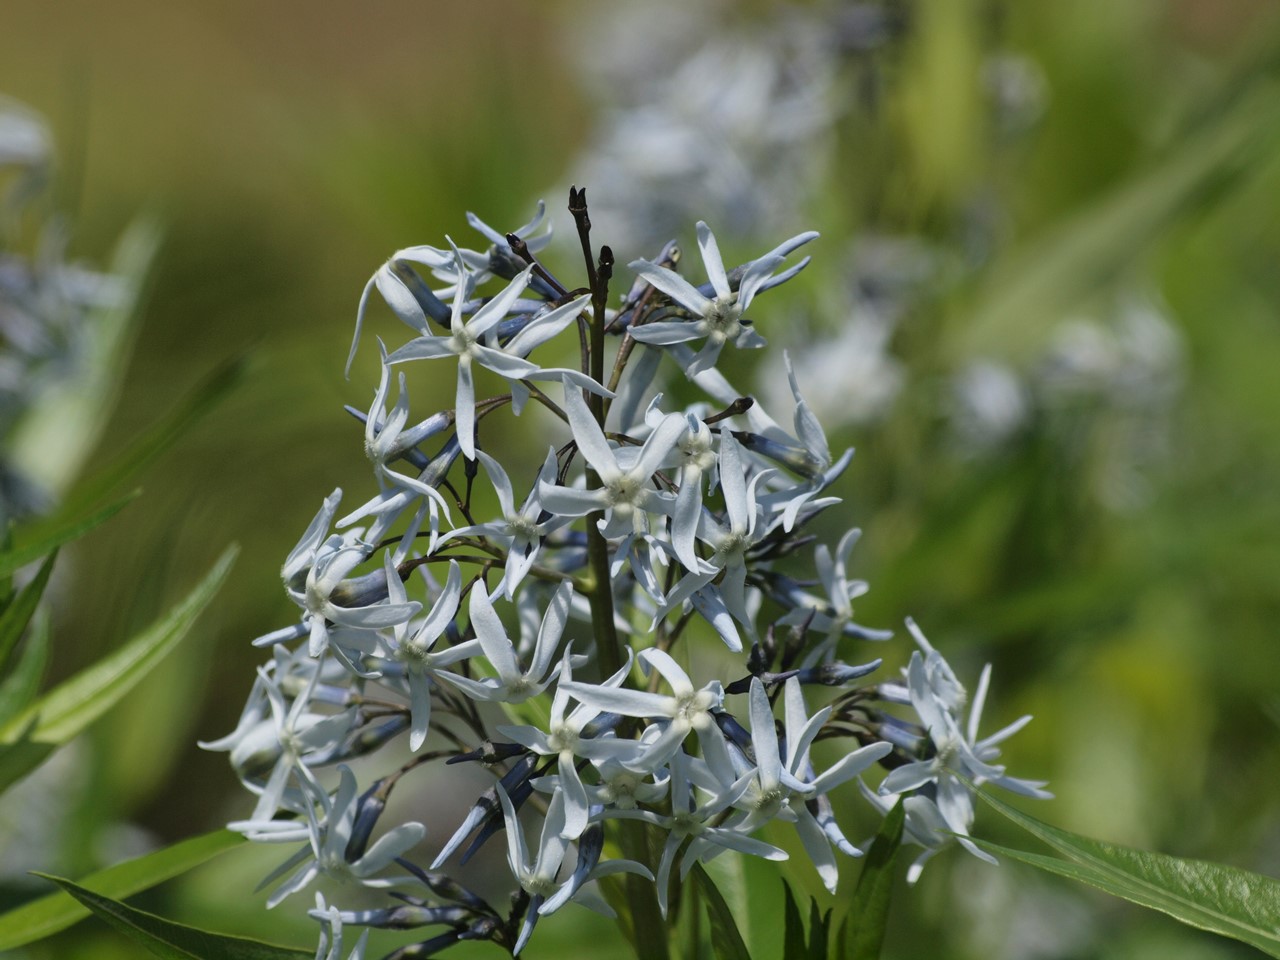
[0,490,140,581]
[781,882,806,960]
[57,353,250,521]
[0,829,245,950]
[0,545,237,789]
[37,874,313,960]
[0,606,49,729]
[0,549,56,674]
[0,718,53,795]
[835,916,851,960]
[691,862,753,960]
[806,900,830,960]
[0,523,14,607]
[975,789,1280,957]
[845,799,905,960]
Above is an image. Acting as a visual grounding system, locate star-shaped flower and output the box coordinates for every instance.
[628,223,817,375]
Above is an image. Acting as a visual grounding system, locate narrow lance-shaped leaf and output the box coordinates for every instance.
[782,881,806,960]
[56,352,249,521]
[0,545,237,790]
[38,874,313,960]
[0,549,56,674]
[0,829,245,951]
[974,788,1280,958]
[691,863,754,960]
[844,798,905,960]
[0,490,139,580]
[0,606,49,729]
[806,899,831,960]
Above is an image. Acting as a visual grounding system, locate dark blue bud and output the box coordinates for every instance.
[311,715,411,765]
[329,567,389,608]
[388,260,451,327]
[714,710,753,752]
[733,430,824,479]
[421,436,462,488]
[395,857,494,913]
[446,741,528,765]
[794,659,883,687]
[345,780,392,861]
[336,904,472,930]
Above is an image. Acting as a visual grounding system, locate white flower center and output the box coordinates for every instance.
[450,329,478,357]
[673,690,715,728]
[672,808,705,835]
[602,771,642,809]
[754,785,788,819]
[547,724,578,755]
[703,296,742,340]
[934,734,962,772]
[508,513,538,540]
[715,531,751,563]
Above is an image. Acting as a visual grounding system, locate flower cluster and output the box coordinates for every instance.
[0,96,131,522]
[208,193,1048,958]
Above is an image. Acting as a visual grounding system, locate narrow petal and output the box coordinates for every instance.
[629,260,714,315]
[638,648,695,697]
[560,680,672,720]
[469,587,519,680]
[563,387,618,478]
[529,581,573,682]
[628,321,704,346]
[456,356,476,460]
[475,450,516,517]
[353,822,427,875]
[748,679,781,788]
[695,222,731,299]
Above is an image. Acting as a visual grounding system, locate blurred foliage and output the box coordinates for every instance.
[1,0,1278,957]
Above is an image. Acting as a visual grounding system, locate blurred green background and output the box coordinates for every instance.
[2,0,1279,957]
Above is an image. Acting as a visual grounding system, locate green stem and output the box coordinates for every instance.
[568,189,667,958]
[618,820,671,960]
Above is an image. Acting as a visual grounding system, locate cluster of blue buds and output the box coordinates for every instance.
[207,190,1048,959]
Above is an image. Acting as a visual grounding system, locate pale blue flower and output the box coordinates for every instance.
[497,783,568,953]
[718,678,890,891]
[877,621,1050,876]
[628,223,817,375]
[434,448,569,600]
[605,747,785,916]
[561,648,731,775]
[253,765,425,908]
[499,649,640,839]
[537,387,685,538]
[373,557,483,751]
[347,244,453,375]
[290,533,420,658]
[437,580,573,703]
[383,247,609,460]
